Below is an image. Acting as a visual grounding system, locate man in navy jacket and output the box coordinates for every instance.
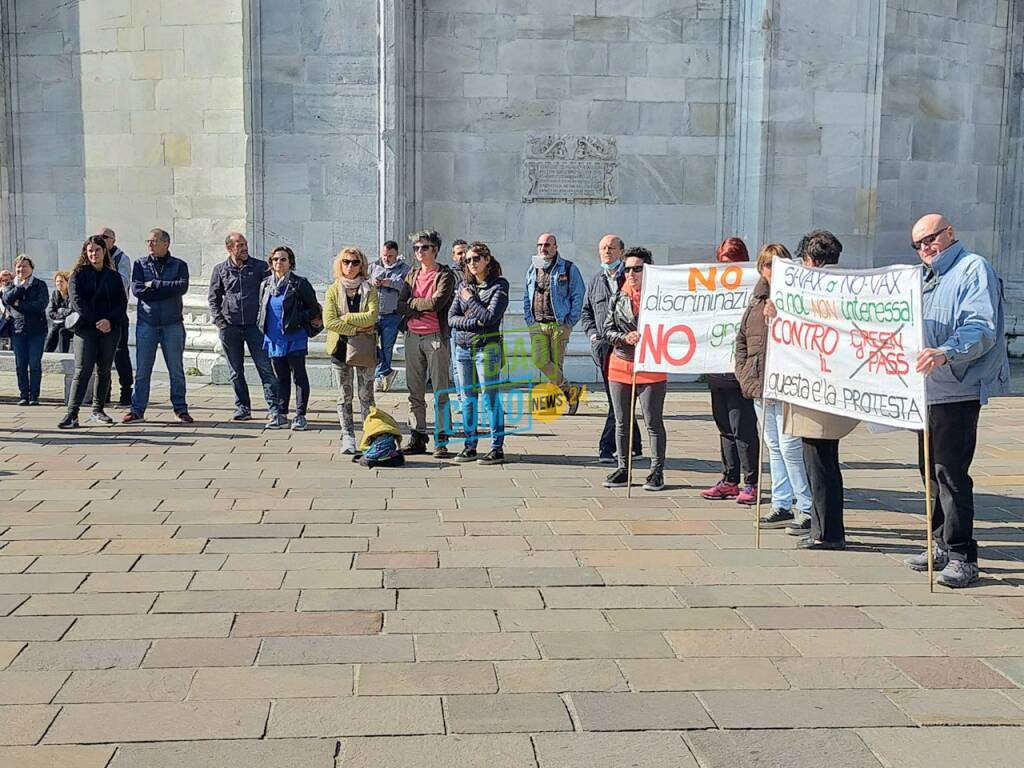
[123,228,192,423]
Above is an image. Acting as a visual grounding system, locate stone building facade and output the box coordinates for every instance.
[1,1,1021,378]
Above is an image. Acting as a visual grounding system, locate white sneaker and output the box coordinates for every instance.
[340,434,357,454]
[291,415,307,431]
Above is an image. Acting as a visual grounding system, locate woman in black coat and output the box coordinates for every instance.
[45,270,74,353]
[59,236,128,429]
[1,255,50,405]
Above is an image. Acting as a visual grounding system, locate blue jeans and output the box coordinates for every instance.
[11,331,46,401]
[454,343,504,450]
[375,313,402,378]
[132,322,188,416]
[219,324,280,414]
[755,398,812,514]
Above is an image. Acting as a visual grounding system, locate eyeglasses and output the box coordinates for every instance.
[911,226,950,252]
[465,255,486,263]
[624,265,644,273]
[412,244,435,252]
[341,259,361,266]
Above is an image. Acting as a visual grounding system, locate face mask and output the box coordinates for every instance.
[601,259,621,273]
[532,254,553,271]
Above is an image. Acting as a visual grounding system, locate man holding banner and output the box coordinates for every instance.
[905,214,1010,588]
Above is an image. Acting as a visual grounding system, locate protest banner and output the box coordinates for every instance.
[634,263,760,374]
[762,257,927,430]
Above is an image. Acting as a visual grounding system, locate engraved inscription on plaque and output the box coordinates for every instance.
[524,135,617,203]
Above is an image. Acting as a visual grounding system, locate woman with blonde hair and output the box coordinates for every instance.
[324,247,379,453]
[45,270,74,353]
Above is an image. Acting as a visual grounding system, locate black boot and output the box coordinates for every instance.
[58,411,80,430]
[401,431,429,455]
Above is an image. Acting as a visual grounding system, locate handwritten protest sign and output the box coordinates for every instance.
[762,257,927,430]
[634,263,759,374]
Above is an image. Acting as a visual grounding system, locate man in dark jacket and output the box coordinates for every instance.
[208,232,283,425]
[98,227,134,405]
[581,234,641,462]
[123,228,192,424]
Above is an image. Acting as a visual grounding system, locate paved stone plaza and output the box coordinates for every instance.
[0,374,1022,767]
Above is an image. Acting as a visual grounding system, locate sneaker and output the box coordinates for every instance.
[736,485,758,505]
[478,448,505,465]
[433,442,453,459]
[17,398,29,406]
[454,447,478,463]
[936,559,980,589]
[57,412,79,429]
[643,469,665,491]
[121,411,144,424]
[232,407,252,421]
[265,414,288,430]
[785,514,812,536]
[797,537,846,550]
[760,508,795,528]
[903,543,949,572]
[383,370,397,392]
[176,412,194,424]
[603,468,629,488]
[28,400,39,406]
[598,454,616,464]
[291,415,308,431]
[701,481,739,500]
[89,411,113,425]
[340,434,357,454]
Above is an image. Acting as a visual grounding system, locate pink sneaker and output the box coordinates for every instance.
[701,481,739,500]
[736,485,758,505]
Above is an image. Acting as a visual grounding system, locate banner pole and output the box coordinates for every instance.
[754,404,767,550]
[923,428,934,593]
[626,370,638,498]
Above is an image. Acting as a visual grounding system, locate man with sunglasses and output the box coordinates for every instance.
[524,232,586,415]
[207,232,284,427]
[905,213,1010,588]
[398,229,456,458]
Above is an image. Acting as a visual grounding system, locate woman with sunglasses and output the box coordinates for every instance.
[324,247,378,454]
[448,241,510,465]
[601,247,667,491]
[257,246,322,431]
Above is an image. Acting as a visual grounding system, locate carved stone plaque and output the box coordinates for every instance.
[524,135,617,203]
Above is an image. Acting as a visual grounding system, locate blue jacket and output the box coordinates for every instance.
[523,254,585,327]
[449,276,510,349]
[1,278,49,336]
[922,242,1010,405]
[132,253,190,327]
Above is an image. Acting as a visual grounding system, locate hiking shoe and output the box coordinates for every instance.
[760,507,795,528]
[232,407,252,421]
[401,431,429,455]
[786,514,812,536]
[122,411,144,424]
[454,447,478,463]
[57,412,79,430]
[478,448,505,465]
[736,485,758,505]
[904,544,949,572]
[701,481,739,500]
[176,412,194,424]
[936,560,980,588]
[643,469,665,491]
[291,415,308,431]
[603,468,629,488]
[89,410,113,425]
[340,434,357,454]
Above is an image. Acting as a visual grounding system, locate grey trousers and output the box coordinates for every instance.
[405,330,452,436]
[609,379,667,472]
[332,362,375,439]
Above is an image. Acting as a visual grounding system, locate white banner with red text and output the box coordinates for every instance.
[761,257,927,430]
[634,263,759,374]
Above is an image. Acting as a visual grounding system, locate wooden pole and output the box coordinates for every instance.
[626,371,638,498]
[754,403,768,550]
[923,428,934,593]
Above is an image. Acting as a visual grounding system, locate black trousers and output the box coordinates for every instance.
[803,437,844,543]
[600,363,641,458]
[709,379,759,485]
[106,314,133,400]
[918,400,981,563]
[68,327,119,414]
[272,353,310,417]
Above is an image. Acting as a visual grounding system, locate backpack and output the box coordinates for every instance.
[359,433,405,468]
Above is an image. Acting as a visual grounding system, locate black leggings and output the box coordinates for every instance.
[272,353,310,417]
[709,378,760,486]
[68,328,119,413]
